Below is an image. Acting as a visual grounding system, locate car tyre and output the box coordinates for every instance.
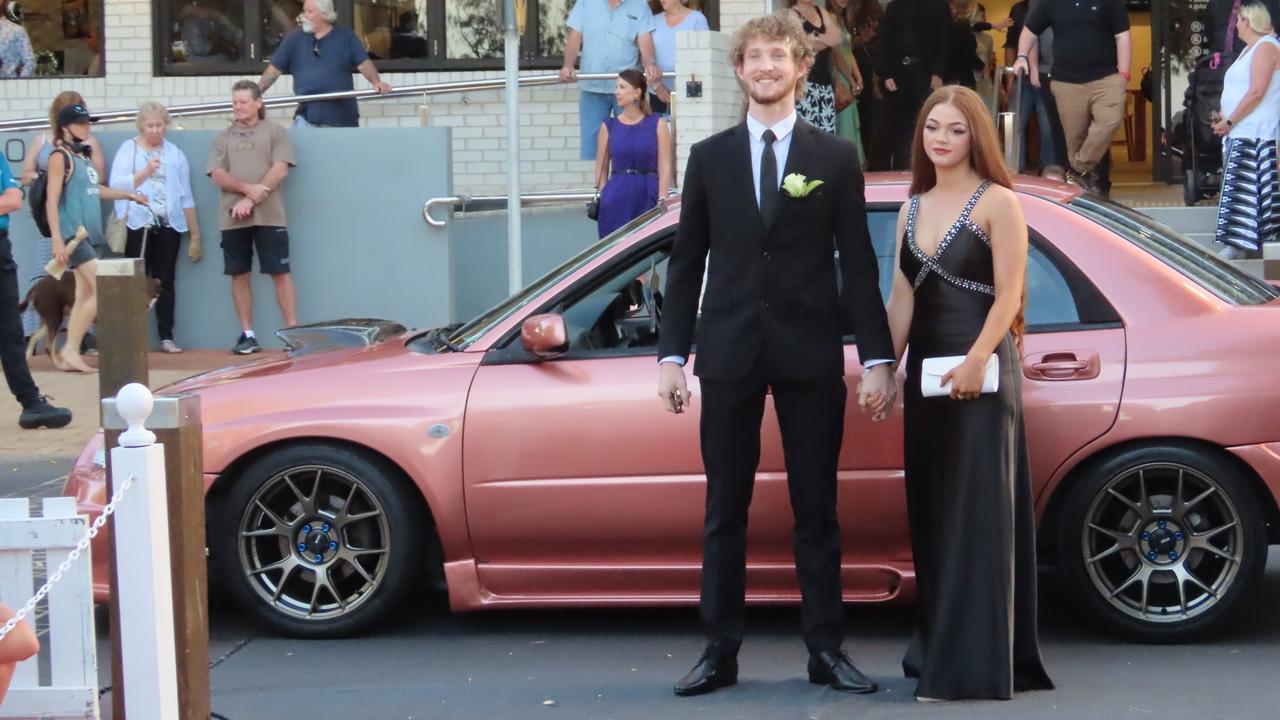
[1059,444,1266,642]
[215,443,424,637]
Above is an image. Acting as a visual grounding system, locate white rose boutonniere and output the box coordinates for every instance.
[782,173,824,198]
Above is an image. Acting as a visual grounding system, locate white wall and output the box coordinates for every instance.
[0,0,765,194]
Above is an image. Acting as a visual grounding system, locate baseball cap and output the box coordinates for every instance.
[55,104,97,125]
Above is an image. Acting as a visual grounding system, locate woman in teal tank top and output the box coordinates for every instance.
[44,104,148,373]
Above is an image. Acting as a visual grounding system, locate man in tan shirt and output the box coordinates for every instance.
[207,80,298,355]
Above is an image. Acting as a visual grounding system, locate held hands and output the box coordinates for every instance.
[244,183,270,205]
[857,364,897,422]
[940,356,986,401]
[657,362,690,414]
[231,197,256,220]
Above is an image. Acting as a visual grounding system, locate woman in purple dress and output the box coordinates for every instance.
[594,69,674,239]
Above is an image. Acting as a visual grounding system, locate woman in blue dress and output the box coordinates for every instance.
[594,69,673,239]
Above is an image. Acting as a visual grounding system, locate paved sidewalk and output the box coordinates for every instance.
[0,350,281,458]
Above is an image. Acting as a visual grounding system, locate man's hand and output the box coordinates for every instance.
[1030,71,1042,88]
[1011,56,1030,76]
[884,78,898,93]
[857,364,897,422]
[644,62,662,85]
[188,233,203,263]
[930,74,943,91]
[374,80,393,95]
[559,64,577,82]
[231,197,255,220]
[244,184,270,205]
[997,17,1015,30]
[657,362,690,414]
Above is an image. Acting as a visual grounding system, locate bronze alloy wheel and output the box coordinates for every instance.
[237,464,392,621]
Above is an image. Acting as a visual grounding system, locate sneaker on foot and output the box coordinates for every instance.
[19,396,72,429]
[232,333,262,355]
[160,339,184,354]
[1217,244,1247,260]
[1066,167,1102,194]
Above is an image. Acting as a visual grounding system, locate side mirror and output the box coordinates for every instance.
[520,313,569,360]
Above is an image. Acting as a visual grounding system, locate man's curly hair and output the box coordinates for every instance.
[729,12,815,101]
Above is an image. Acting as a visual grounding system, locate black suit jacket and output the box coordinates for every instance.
[878,0,952,83]
[659,119,894,381]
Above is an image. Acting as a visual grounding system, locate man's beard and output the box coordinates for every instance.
[746,77,795,106]
[302,19,315,33]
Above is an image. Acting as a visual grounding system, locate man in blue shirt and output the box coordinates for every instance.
[560,0,661,159]
[258,0,392,127]
[0,160,71,428]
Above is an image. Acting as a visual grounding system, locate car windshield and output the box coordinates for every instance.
[444,205,669,348]
[1069,196,1279,306]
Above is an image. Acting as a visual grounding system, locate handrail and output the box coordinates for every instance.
[424,191,597,228]
[0,72,672,133]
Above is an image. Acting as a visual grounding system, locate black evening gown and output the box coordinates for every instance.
[897,181,1054,700]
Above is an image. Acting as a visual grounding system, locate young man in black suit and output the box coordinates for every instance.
[657,11,897,698]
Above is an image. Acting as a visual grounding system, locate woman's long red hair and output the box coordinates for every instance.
[908,86,1026,349]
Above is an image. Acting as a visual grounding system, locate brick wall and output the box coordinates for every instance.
[0,0,772,194]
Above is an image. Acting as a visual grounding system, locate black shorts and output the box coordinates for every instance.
[221,226,291,276]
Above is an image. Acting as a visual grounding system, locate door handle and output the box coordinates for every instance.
[1031,361,1088,372]
[1023,351,1100,381]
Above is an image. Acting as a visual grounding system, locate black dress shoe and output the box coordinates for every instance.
[18,396,72,429]
[674,653,738,696]
[808,649,879,693]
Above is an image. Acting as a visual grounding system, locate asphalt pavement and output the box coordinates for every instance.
[5,457,1280,720]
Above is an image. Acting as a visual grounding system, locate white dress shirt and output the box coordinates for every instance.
[660,111,892,371]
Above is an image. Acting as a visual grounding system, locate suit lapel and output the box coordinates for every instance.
[730,123,767,236]
[767,119,815,234]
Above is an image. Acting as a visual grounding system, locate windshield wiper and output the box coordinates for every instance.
[434,327,464,353]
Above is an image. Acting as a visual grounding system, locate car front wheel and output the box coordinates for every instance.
[216,444,424,637]
[1059,445,1267,642]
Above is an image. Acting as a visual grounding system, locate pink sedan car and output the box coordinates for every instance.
[66,177,1280,642]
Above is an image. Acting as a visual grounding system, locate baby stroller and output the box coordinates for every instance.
[1175,52,1231,205]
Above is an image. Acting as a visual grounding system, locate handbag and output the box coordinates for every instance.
[834,76,854,114]
[105,139,138,254]
[586,187,600,221]
[920,354,999,398]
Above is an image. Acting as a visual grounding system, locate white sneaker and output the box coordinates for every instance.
[1217,244,1246,260]
[160,339,183,354]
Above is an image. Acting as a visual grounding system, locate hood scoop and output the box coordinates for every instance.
[275,318,407,356]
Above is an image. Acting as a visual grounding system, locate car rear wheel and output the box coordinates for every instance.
[216,444,424,637]
[1059,445,1267,642]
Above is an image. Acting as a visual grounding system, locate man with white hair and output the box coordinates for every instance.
[258,0,392,127]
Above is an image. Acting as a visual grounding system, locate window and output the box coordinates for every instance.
[2,0,105,78]
[865,206,1120,333]
[157,0,716,75]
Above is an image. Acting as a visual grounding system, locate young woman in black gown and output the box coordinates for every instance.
[873,85,1054,701]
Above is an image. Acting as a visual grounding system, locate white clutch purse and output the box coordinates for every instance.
[920,354,999,398]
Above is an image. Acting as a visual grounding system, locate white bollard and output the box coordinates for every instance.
[108,383,180,720]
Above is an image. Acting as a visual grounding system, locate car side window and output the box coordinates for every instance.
[864,207,1089,330]
[557,242,673,356]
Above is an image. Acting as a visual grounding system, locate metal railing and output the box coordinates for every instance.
[0,72,669,133]
[993,66,1024,173]
[424,191,597,228]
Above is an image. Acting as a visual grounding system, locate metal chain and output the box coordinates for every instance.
[0,473,136,644]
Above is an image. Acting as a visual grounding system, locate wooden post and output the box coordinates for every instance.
[97,258,149,720]
[103,393,209,720]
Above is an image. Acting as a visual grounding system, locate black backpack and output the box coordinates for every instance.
[26,147,73,238]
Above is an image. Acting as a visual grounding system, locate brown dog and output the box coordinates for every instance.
[19,273,162,362]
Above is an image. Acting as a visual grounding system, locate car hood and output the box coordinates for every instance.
[159,325,447,397]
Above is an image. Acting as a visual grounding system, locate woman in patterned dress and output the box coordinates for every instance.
[786,0,842,133]
[1212,1,1280,259]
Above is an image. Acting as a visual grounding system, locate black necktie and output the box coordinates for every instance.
[760,129,779,224]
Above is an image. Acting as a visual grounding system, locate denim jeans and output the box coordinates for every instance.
[1016,75,1057,170]
[578,91,622,161]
